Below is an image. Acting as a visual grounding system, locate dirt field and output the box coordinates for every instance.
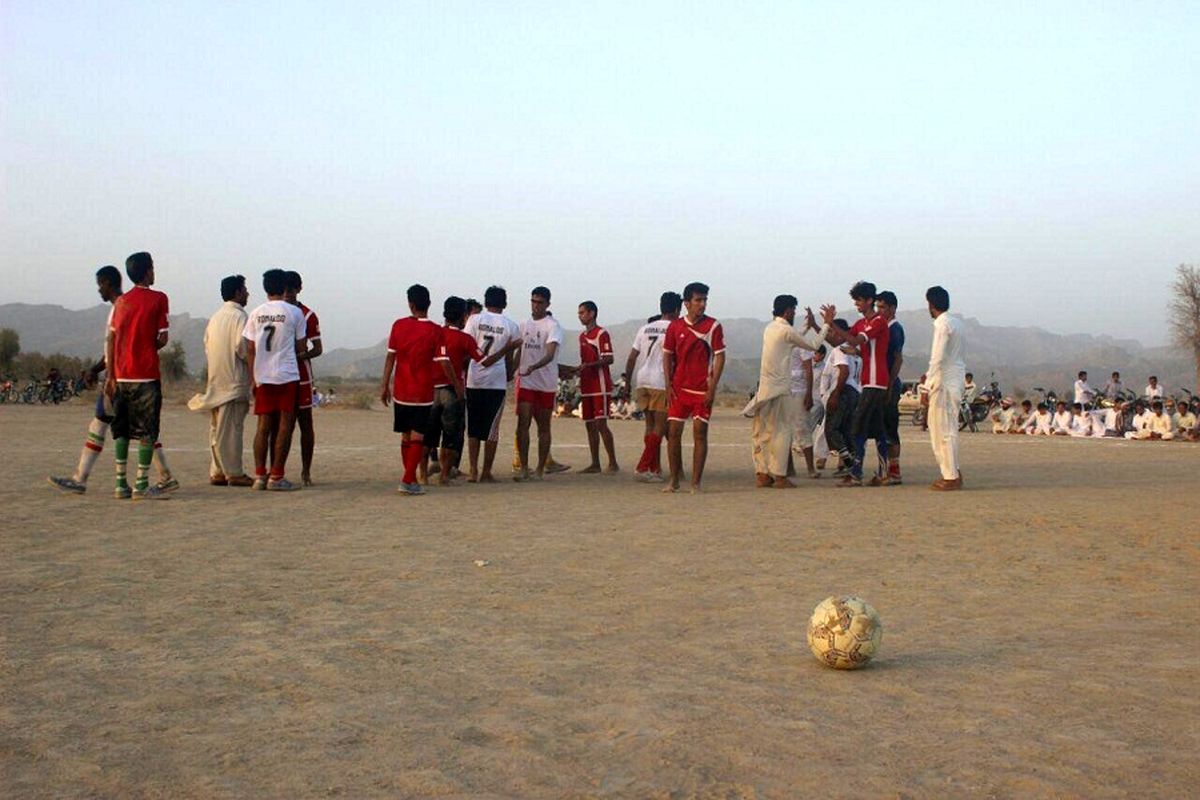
[2,401,1197,798]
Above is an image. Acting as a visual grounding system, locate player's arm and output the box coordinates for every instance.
[245,340,257,392]
[622,346,640,391]
[103,326,117,399]
[662,350,675,399]
[889,353,904,400]
[828,363,848,413]
[380,352,396,406]
[480,338,519,368]
[299,338,323,361]
[521,341,558,376]
[705,351,726,408]
[439,358,464,400]
[803,357,814,411]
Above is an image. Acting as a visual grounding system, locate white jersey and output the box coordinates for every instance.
[464,310,520,390]
[632,319,671,390]
[826,347,861,394]
[243,300,305,385]
[789,348,813,396]
[517,315,564,393]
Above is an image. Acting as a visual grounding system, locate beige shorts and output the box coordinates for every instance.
[635,387,669,413]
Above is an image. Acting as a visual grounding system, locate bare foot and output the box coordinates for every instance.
[580,465,602,474]
[604,464,619,474]
[661,484,679,493]
[437,476,451,486]
[301,473,313,487]
[690,484,704,494]
[479,473,497,484]
[513,469,530,483]
[772,477,797,488]
[755,472,772,488]
[467,473,478,483]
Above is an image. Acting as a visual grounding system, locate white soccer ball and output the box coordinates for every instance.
[807,596,883,669]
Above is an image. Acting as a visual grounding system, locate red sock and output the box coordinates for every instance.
[635,435,653,472]
[402,440,422,484]
[889,459,901,478]
[648,433,663,472]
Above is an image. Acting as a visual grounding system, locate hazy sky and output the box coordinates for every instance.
[3,1,1197,348]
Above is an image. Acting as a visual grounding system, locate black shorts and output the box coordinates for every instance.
[111,381,162,442]
[851,386,888,442]
[466,388,506,442]
[94,391,116,423]
[393,402,431,435]
[426,387,466,452]
[883,382,901,443]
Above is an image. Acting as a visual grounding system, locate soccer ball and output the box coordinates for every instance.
[807,596,882,669]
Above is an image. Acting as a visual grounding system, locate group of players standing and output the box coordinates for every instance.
[48,252,966,497]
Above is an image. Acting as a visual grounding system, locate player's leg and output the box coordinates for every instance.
[297,406,315,486]
[514,399,533,480]
[885,390,902,482]
[597,414,618,472]
[663,418,684,492]
[479,390,504,482]
[131,382,168,499]
[582,398,602,472]
[269,410,296,484]
[209,408,226,484]
[751,403,772,486]
[690,418,709,492]
[50,394,112,493]
[533,403,553,477]
[111,387,132,498]
[253,408,272,487]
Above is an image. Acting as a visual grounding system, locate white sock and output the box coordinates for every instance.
[75,418,109,483]
[153,441,171,478]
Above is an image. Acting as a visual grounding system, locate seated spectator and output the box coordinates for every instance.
[1051,400,1072,435]
[1011,399,1033,434]
[991,397,1018,433]
[1068,403,1093,437]
[1025,403,1053,435]
[1185,401,1200,441]
[1126,401,1174,440]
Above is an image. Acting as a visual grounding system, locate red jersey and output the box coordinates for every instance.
[850,314,890,390]
[663,315,725,395]
[297,302,321,383]
[110,285,169,381]
[386,316,441,405]
[434,326,483,387]
[578,326,614,396]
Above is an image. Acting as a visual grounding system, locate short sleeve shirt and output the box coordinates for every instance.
[297,302,321,383]
[632,319,671,390]
[110,286,170,382]
[243,300,306,385]
[517,316,564,393]
[387,317,442,405]
[886,319,905,391]
[435,326,483,387]
[663,315,725,395]
[850,315,890,390]
[464,311,520,390]
[578,326,614,395]
[789,349,812,396]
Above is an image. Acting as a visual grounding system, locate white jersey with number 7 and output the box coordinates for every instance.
[242,299,305,385]
[633,319,672,390]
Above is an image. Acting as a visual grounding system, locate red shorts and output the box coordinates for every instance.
[298,381,313,410]
[667,390,711,423]
[255,382,299,415]
[517,387,556,411]
[581,394,610,421]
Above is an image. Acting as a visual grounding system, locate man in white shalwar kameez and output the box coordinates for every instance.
[188,276,253,485]
[923,286,966,490]
[748,295,828,488]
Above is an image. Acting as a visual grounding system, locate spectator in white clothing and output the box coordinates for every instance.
[1144,376,1163,400]
[1073,371,1096,406]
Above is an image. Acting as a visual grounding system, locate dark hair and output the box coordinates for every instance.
[1022,400,1032,408]
[682,282,709,301]
[1078,371,1087,378]
[926,285,950,312]
[966,372,973,379]
[1112,371,1120,378]
[125,252,153,284]
[876,290,898,307]
[484,285,507,309]
[816,345,827,357]
[531,286,551,302]
[647,315,660,323]
[1152,401,1164,411]
[1072,403,1083,411]
[443,295,466,324]
[660,291,682,315]
[832,318,849,332]
[408,284,431,312]
[772,294,798,317]
[220,274,245,302]
[95,265,121,288]
[1037,402,1048,411]
[284,270,302,291]
[263,268,288,296]
[849,281,876,301]
[465,298,483,314]
[579,300,598,315]
[1149,375,1157,381]
[1056,399,1066,407]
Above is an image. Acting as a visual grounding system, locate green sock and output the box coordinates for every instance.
[135,440,153,491]
[114,437,129,488]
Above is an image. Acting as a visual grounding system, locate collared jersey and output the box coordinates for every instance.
[578,326,614,396]
[243,300,306,385]
[632,318,671,390]
[110,285,170,382]
[297,302,321,384]
[387,316,442,405]
[849,314,890,390]
[464,310,520,390]
[435,325,483,387]
[517,316,564,393]
[663,315,725,395]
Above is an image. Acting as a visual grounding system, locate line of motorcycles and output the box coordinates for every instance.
[0,377,84,405]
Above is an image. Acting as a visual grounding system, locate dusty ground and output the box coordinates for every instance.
[2,400,1197,798]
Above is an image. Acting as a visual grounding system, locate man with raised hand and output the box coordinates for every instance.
[188,274,254,487]
[922,285,967,490]
[512,286,566,481]
[622,292,681,482]
[243,268,307,491]
[49,265,176,495]
[662,282,725,494]
[748,295,826,488]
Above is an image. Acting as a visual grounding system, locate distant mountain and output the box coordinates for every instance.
[2,303,1192,395]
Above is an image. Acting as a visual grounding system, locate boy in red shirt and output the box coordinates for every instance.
[104,252,171,500]
[576,301,618,473]
[381,285,442,495]
[662,282,726,493]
